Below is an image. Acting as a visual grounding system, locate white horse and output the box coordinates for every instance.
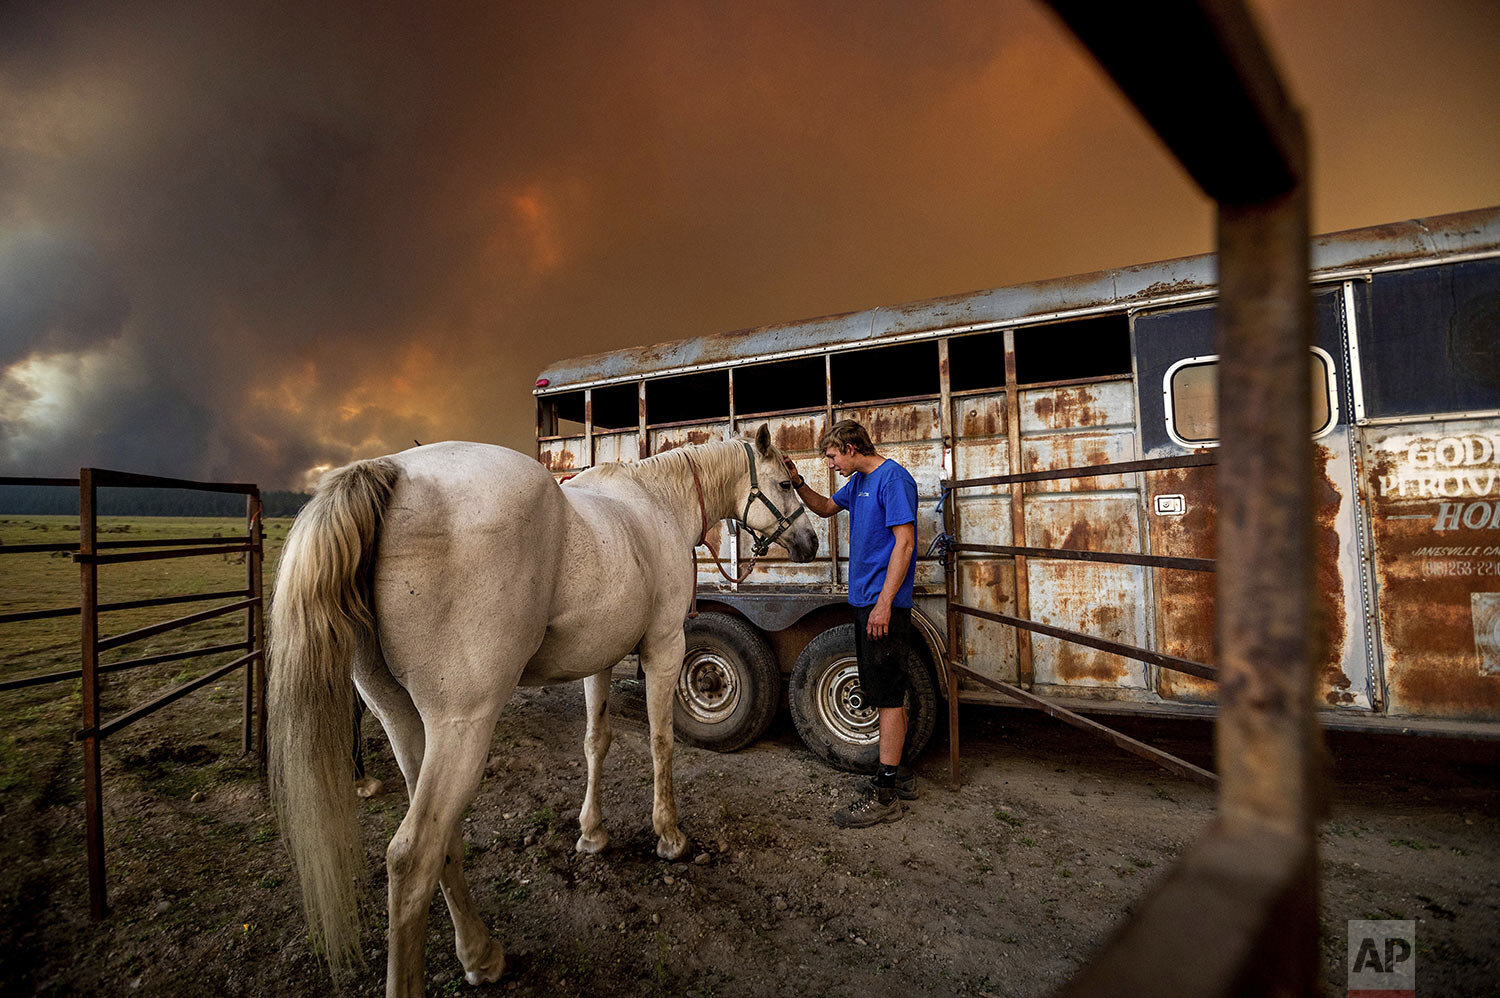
[267,427,816,996]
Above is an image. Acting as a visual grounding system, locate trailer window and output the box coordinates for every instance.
[1166,348,1336,446]
[538,390,585,437]
[948,329,1007,391]
[830,340,939,404]
[1014,314,1131,385]
[735,356,825,415]
[591,382,639,429]
[646,369,729,425]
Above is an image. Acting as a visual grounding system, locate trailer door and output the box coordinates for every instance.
[1132,287,1375,710]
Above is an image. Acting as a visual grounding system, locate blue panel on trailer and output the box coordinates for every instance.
[1356,258,1500,419]
[1135,306,1215,456]
[1135,289,1348,455]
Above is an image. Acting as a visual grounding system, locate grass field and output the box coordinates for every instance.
[0,514,290,818]
[0,515,314,994]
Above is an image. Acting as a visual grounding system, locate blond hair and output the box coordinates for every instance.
[819,419,876,456]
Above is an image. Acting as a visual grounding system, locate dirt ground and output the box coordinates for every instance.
[2,674,1497,997]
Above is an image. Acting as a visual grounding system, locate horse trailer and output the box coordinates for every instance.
[534,207,1500,768]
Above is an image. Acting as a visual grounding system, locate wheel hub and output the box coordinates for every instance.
[677,650,741,723]
[814,657,879,746]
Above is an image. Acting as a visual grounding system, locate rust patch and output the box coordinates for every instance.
[1043,595,1133,685]
[868,408,926,443]
[539,447,577,471]
[957,557,1020,683]
[957,397,1005,438]
[1149,464,1218,703]
[771,418,820,454]
[1020,434,1130,494]
[1313,445,1353,705]
[1059,520,1096,552]
[1050,641,1091,683]
[1141,278,1198,297]
[841,402,939,444]
[1034,519,1101,552]
[959,558,1013,604]
[1360,425,1500,720]
[652,426,725,454]
[1031,386,1105,429]
[1152,450,1362,707]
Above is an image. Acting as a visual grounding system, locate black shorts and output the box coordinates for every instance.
[852,604,913,709]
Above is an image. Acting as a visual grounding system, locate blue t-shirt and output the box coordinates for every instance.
[832,458,918,608]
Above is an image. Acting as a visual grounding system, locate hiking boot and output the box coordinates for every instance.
[833,785,905,828]
[853,766,918,801]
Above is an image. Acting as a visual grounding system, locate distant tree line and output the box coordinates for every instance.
[0,485,311,517]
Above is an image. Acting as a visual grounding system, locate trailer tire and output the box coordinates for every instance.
[673,613,781,753]
[788,623,938,773]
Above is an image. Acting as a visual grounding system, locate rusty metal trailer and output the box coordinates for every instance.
[535,206,1500,766]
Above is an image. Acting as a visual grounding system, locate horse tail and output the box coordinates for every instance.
[268,456,399,971]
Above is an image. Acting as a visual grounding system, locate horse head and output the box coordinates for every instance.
[735,424,819,562]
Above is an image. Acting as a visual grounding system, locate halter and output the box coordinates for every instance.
[687,441,806,584]
[734,440,806,556]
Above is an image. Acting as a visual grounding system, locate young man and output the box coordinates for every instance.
[785,419,918,827]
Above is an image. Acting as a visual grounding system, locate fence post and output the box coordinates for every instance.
[246,492,266,766]
[944,488,962,789]
[78,469,107,919]
[242,494,256,755]
[1001,328,1034,689]
[1215,187,1318,836]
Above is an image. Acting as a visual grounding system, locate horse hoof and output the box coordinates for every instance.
[354,776,384,798]
[656,834,689,861]
[576,829,609,854]
[463,940,506,986]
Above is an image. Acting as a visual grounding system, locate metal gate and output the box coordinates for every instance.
[0,469,266,918]
[937,452,1221,787]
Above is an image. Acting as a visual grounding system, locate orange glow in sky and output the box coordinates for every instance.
[1,0,1496,488]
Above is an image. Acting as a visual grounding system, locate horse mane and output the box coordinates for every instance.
[567,438,764,525]
[570,437,752,486]
[629,437,750,480]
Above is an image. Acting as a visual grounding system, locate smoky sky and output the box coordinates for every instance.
[2,0,1498,490]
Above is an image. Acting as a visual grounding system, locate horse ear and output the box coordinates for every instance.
[754,423,772,456]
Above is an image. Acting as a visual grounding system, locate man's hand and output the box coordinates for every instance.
[787,458,841,518]
[867,598,892,639]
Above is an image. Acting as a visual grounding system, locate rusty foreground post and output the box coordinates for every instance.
[1215,190,1318,842]
[1046,0,1319,993]
[1058,202,1321,986]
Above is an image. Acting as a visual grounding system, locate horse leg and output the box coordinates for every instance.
[384,714,502,997]
[434,822,507,986]
[357,656,507,986]
[355,644,424,789]
[641,630,689,860]
[576,669,613,854]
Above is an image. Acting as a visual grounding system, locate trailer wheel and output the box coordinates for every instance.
[788,623,938,773]
[673,613,781,752]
